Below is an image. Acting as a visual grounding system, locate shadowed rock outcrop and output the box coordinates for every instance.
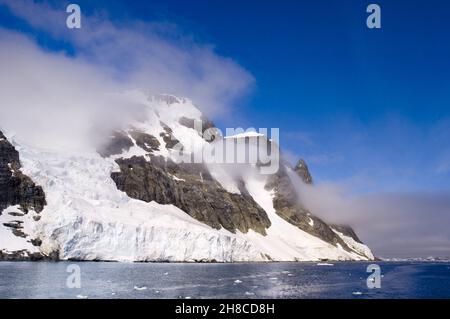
[129,129,160,152]
[295,159,313,184]
[0,131,46,214]
[179,115,220,142]
[331,224,363,243]
[159,121,181,150]
[98,130,161,157]
[151,93,186,105]
[111,155,271,235]
[0,131,48,261]
[265,160,355,252]
[97,131,134,157]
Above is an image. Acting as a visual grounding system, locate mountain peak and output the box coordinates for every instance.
[149,93,187,106]
[294,159,313,184]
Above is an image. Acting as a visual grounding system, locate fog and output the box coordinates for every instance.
[288,170,450,258]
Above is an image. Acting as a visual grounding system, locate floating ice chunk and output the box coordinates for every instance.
[234,279,242,284]
[76,295,88,299]
[134,286,148,291]
[245,292,255,296]
[317,263,334,266]
[352,291,363,295]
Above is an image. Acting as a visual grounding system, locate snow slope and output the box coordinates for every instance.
[243,175,371,261]
[0,205,40,257]
[9,144,263,262]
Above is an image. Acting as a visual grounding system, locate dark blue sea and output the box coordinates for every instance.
[0,261,449,299]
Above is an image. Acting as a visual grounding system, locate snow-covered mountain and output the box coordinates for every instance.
[0,92,374,262]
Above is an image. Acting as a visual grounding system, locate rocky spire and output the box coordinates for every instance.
[294,159,313,184]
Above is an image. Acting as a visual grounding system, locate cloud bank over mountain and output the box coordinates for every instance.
[293,179,450,258]
[0,0,253,149]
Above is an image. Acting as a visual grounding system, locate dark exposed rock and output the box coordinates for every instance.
[111,155,271,235]
[293,159,365,247]
[3,221,23,229]
[331,224,363,243]
[265,162,353,252]
[12,228,26,238]
[178,116,221,142]
[151,94,185,105]
[0,131,19,164]
[97,131,134,158]
[295,159,313,184]
[0,131,47,259]
[98,129,162,157]
[31,238,42,246]
[8,211,24,217]
[4,219,27,237]
[0,131,46,214]
[178,116,197,130]
[0,249,55,261]
[159,121,182,150]
[129,130,160,152]
[200,115,216,133]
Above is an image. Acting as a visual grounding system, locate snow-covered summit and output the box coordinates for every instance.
[149,93,188,106]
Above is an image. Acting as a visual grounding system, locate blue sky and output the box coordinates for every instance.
[1,0,450,257]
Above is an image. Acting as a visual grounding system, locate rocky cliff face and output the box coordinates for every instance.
[294,159,313,184]
[0,131,47,260]
[0,131,46,214]
[111,155,271,235]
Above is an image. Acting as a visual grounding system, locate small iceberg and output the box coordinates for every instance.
[76,294,88,299]
[269,277,278,280]
[352,291,363,295]
[134,286,148,291]
[245,292,255,296]
[234,279,242,284]
[317,263,334,266]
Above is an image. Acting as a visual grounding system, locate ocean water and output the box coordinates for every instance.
[0,261,449,299]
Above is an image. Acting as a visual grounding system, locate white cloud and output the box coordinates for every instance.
[287,169,450,258]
